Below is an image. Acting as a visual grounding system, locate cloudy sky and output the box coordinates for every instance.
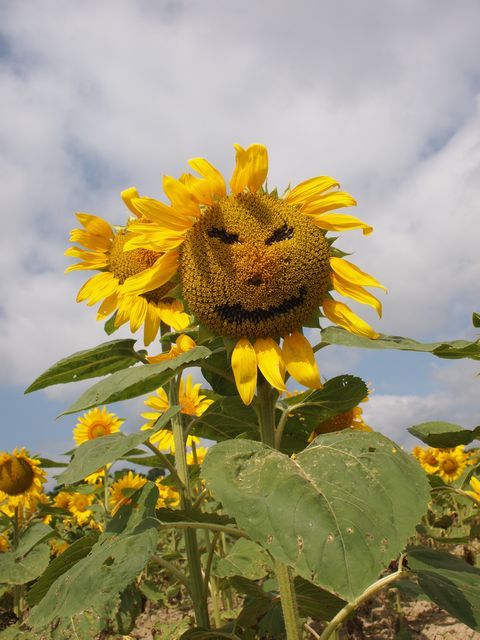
[1,0,480,460]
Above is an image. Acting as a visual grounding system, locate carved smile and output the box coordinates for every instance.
[215,287,307,324]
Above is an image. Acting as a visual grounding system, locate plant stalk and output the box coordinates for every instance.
[256,378,302,640]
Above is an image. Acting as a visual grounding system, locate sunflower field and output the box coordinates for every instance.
[1,144,480,639]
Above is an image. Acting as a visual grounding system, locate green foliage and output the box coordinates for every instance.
[212,539,272,580]
[25,339,144,393]
[27,534,99,606]
[321,326,480,360]
[202,432,430,601]
[0,524,53,586]
[201,349,237,396]
[473,312,480,328]
[28,484,159,630]
[408,547,480,630]
[61,345,211,414]
[408,421,480,447]
[191,396,258,441]
[57,406,179,485]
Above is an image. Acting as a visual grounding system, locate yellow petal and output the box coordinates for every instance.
[282,332,321,389]
[286,176,340,205]
[129,296,148,332]
[469,476,480,494]
[121,250,180,295]
[157,299,190,331]
[323,298,379,339]
[254,338,286,392]
[124,228,187,253]
[96,292,119,320]
[301,191,357,216]
[188,158,226,200]
[163,176,201,218]
[331,273,382,317]
[330,257,386,290]
[310,212,373,235]
[69,229,112,252]
[130,197,194,231]
[177,334,196,351]
[76,272,118,304]
[144,303,161,346]
[230,144,268,194]
[180,173,214,205]
[75,213,114,239]
[231,339,257,405]
[121,187,142,217]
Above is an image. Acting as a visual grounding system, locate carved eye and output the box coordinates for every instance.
[265,223,294,245]
[207,227,240,244]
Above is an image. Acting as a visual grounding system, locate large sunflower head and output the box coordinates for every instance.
[0,449,46,508]
[73,406,124,445]
[106,144,384,404]
[65,198,190,345]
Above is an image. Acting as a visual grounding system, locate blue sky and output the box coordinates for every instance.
[1,0,480,461]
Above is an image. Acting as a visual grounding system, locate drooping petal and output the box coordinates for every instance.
[75,213,114,239]
[231,339,258,405]
[286,176,340,205]
[121,187,142,217]
[282,332,321,389]
[162,176,202,218]
[124,227,187,253]
[180,173,214,205]
[322,298,379,339]
[230,144,268,194]
[331,273,383,317]
[129,296,148,332]
[309,213,373,235]
[188,157,226,200]
[76,272,118,304]
[157,299,190,331]
[121,250,180,295]
[254,338,286,392]
[69,229,112,252]
[144,303,161,346]
[330,257,386,290]
[96,292,119,320]
[301,191,357,215]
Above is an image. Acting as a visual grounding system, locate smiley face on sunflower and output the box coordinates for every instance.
[67,144,384,404]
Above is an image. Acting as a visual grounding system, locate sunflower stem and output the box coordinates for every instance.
[169,375,210,630]
[256,378,302,640]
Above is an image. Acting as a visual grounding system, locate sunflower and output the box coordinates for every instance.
[50,538,70,556]
[67,492,96,526]
[436,446,471,483]
[412,446,440,475]
[84,466,110,485]
[155,479,180,508]
[141,374,212,449]
[308,395,372,441]
[109,471,147,514]
[147,333,196,364]
[186,446,209,466]
[0,449,46,515]
[53,491,72,510]
[65,191,190,345]
[121,144,384,404]
[73,406,124,445]
[465,476,480,503]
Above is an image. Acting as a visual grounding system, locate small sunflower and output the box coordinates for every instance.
[412,446,440,475]
[53,490,72,510]
[141,374,212,449]
[121,144,384,404]
[186,446,209,466]
[155,479,180,508]
[73,406,124,445]
[147,334,196,364]
[436,446,471,483]
[84,466,110,485]
[65,192,190,345]
[0,449,46,514]
[50,538,70,556]
[109,471,147,514]
[67,492,96,525]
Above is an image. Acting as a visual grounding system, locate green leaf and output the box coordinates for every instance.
[57,406,179,485]
[113,583,144,635]
[202,432,430,602]
[104,311,119,335]
[294,576,346,621]
[27,534,99,606]
[25,339,143,393]
[408,547,480,630]
[473,312,480,328]
[201,349,237,396]
[17,523,53,556]
[61,346,211,415]
[212,539,272,580]
[0,543,51,585]
[28,485,159,630]
[36,457,68,468]
[321,326,480,360]
[408,421,480,447]
[191,396,259,441]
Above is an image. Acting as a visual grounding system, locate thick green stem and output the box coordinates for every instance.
[256,378,302,640]
[170,377,210,630]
